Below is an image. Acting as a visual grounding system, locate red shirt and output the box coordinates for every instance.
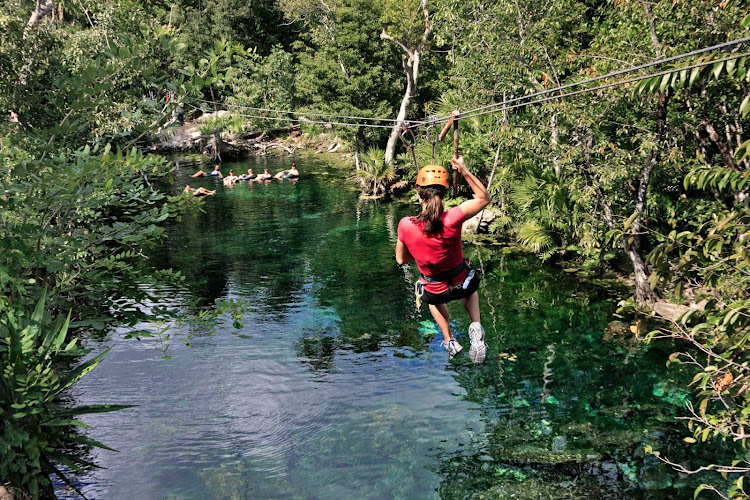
[398,206,467,293]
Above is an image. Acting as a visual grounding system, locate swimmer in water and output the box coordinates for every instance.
[254,169,272,181]
[191,164,223,178]
[223,169,240,186]
[238,168,255,180]
[184,185,216,197]
[274,163,300,179]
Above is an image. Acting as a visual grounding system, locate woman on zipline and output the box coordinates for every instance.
[396,157,490,363]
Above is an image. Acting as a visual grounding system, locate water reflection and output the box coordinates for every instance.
[63,156,738,499]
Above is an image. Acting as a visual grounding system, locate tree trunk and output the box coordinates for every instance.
[475,140,502,233]
[551,112,560,178]
[642,2,662,58]
[18,0,56,85]
[628,90,670,305]
[24,0,55,40]
[0,484,15,500]
[381,0,431,166]
[384,55,416,165]
[701,119,740,172]
[354,128,365,171]
[624,5,665,305]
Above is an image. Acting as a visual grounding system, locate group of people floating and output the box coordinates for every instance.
[184,163,300,197]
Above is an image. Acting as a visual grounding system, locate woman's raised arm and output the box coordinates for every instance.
[451,156,491,219]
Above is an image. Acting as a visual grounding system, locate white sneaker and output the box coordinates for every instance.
[442,337,463,359]
[468,322,487,364]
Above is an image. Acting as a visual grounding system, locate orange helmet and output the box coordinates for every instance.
[416,165,449,188]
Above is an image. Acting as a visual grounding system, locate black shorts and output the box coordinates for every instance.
[421,272,481,305]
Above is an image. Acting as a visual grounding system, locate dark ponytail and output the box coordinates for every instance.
[416,185,446,234]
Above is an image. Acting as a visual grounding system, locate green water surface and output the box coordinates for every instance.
[64,155,734,499]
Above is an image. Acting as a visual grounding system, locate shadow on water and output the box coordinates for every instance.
[61,155,741,499]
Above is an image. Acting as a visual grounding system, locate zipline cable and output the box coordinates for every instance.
[454,51,750,123]
[190,49,749,131]
[415,36,750,129]
[193,98,426,125]
[186,39,750,131]
[187,103,397,129]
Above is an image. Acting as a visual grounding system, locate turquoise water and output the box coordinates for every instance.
[63,156,731,499]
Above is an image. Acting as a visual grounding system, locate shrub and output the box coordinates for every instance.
[0,292,130,499]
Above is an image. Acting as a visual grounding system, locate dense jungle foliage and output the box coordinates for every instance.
[1,0,750,497]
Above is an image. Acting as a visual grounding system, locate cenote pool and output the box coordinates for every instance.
[62,156,731,499]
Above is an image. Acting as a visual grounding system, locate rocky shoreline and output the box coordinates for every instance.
[149,111,345,162]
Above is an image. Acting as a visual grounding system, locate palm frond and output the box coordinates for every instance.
[516,220,556,254]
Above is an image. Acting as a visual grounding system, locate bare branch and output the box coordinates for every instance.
[380,30,413,58]
[24,0,56,40]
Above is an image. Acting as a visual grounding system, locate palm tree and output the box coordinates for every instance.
[511,167,574,259]
[354,148,396,197]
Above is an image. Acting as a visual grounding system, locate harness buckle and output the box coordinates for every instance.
[414,280,424,312]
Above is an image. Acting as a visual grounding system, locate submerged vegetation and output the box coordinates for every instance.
[1,0,750,497]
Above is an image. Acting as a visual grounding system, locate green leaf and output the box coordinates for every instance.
[740,94,750,117]
[31,288,47,326]
[57,404,136,416]
[45,450,99,473]
[623,212,640,231]
[726,58,736,76]
[57,346,112,391]
[712,61,724,79]
[659,73,671,91]
[42,310,71,354]
[43,459,87,498]
[41,419,92,428]
[694,484,708,499]
[689,66,701,87]
[66,434,118,452]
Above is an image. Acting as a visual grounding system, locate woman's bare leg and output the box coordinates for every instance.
[190,170,205,178]
[428,303,452,343]
[460,292,480,323]
[461,291,486,363]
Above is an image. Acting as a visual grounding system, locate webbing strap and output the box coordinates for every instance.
[420,260,469,284]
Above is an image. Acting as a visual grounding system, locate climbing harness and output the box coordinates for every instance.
[420,259,475,291]
[413,259,476,311]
